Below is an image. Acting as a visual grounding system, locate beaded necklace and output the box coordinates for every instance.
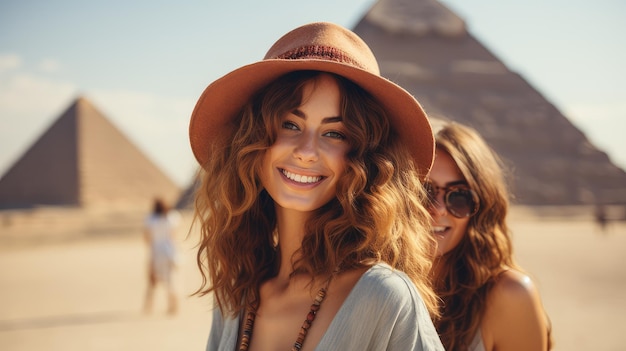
[238,286,328,351]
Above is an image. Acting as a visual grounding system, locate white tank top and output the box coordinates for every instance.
[468,328,486,351]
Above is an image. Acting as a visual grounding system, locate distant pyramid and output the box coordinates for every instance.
[0,97,180,209]
[175,169,201,209]
[354,0,626,205]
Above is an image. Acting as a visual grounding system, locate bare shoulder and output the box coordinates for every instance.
[492,270,541,302]
[487,269,546,320]
[482,269,550,351]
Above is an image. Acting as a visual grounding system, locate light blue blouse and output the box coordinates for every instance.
[206,263,444,350]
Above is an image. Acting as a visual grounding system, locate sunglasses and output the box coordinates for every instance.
[423,181,480,218]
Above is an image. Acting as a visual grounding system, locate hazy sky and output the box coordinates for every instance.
[1,0,624,187]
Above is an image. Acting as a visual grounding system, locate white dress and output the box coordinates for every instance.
[144,211,181,285]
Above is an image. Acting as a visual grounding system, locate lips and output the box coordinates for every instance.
[280,168,324,184]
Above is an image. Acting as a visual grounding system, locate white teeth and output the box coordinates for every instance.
[433,226,447,233]
[282,169,322,183]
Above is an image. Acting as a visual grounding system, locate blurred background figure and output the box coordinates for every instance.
[143,197,181,316]
[594,203,609,234]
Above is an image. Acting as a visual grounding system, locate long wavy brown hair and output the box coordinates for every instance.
[431,121,551,350]
[193,70,439,318]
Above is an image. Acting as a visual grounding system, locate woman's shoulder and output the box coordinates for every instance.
[167,210,181,223]
[355,263,421,302]
[490,269,542,304]
[361,263,412,285]
[482,269,549,349]
[336,264,443,349]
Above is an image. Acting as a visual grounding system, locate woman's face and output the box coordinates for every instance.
[427,149,471,256]
[260,74,350,213]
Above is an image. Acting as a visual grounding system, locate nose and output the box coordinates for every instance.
[293,131,318,163]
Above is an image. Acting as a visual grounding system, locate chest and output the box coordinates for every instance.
[245,269,366,351]
[246,288,341,351]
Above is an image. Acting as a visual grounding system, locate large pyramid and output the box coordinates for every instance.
[353,0,626,205]
[0,97,180,209]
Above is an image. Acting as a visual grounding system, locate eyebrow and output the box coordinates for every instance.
[427,179,468,188]
[292,109,342,124]
[444,180,469,187]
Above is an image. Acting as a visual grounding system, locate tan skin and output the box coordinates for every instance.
[481,270,550,351]
[247,74,370,351]
[430,149,549,351]
[250,210,368,351]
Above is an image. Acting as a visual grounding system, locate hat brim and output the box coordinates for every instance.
[189,59,434,177]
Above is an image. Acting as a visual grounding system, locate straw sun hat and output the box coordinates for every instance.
[189,21,434,176]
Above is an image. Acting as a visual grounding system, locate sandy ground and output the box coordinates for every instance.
[0,207,624,351]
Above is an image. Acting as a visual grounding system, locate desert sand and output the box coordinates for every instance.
[0,206,624,350]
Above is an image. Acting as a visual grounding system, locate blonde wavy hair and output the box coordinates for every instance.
[193,71,439,318]
[432,121,551,350]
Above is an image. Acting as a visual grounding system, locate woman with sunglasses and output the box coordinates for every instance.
[425,121,552,351]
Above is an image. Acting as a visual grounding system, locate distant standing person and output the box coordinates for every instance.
[426,121,552,350]
[594,203,609,233]
[143,197,181,315]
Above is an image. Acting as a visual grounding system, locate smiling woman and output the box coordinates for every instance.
[426,121,552,351]
[259,73,350,214]
[188,22,444,351]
